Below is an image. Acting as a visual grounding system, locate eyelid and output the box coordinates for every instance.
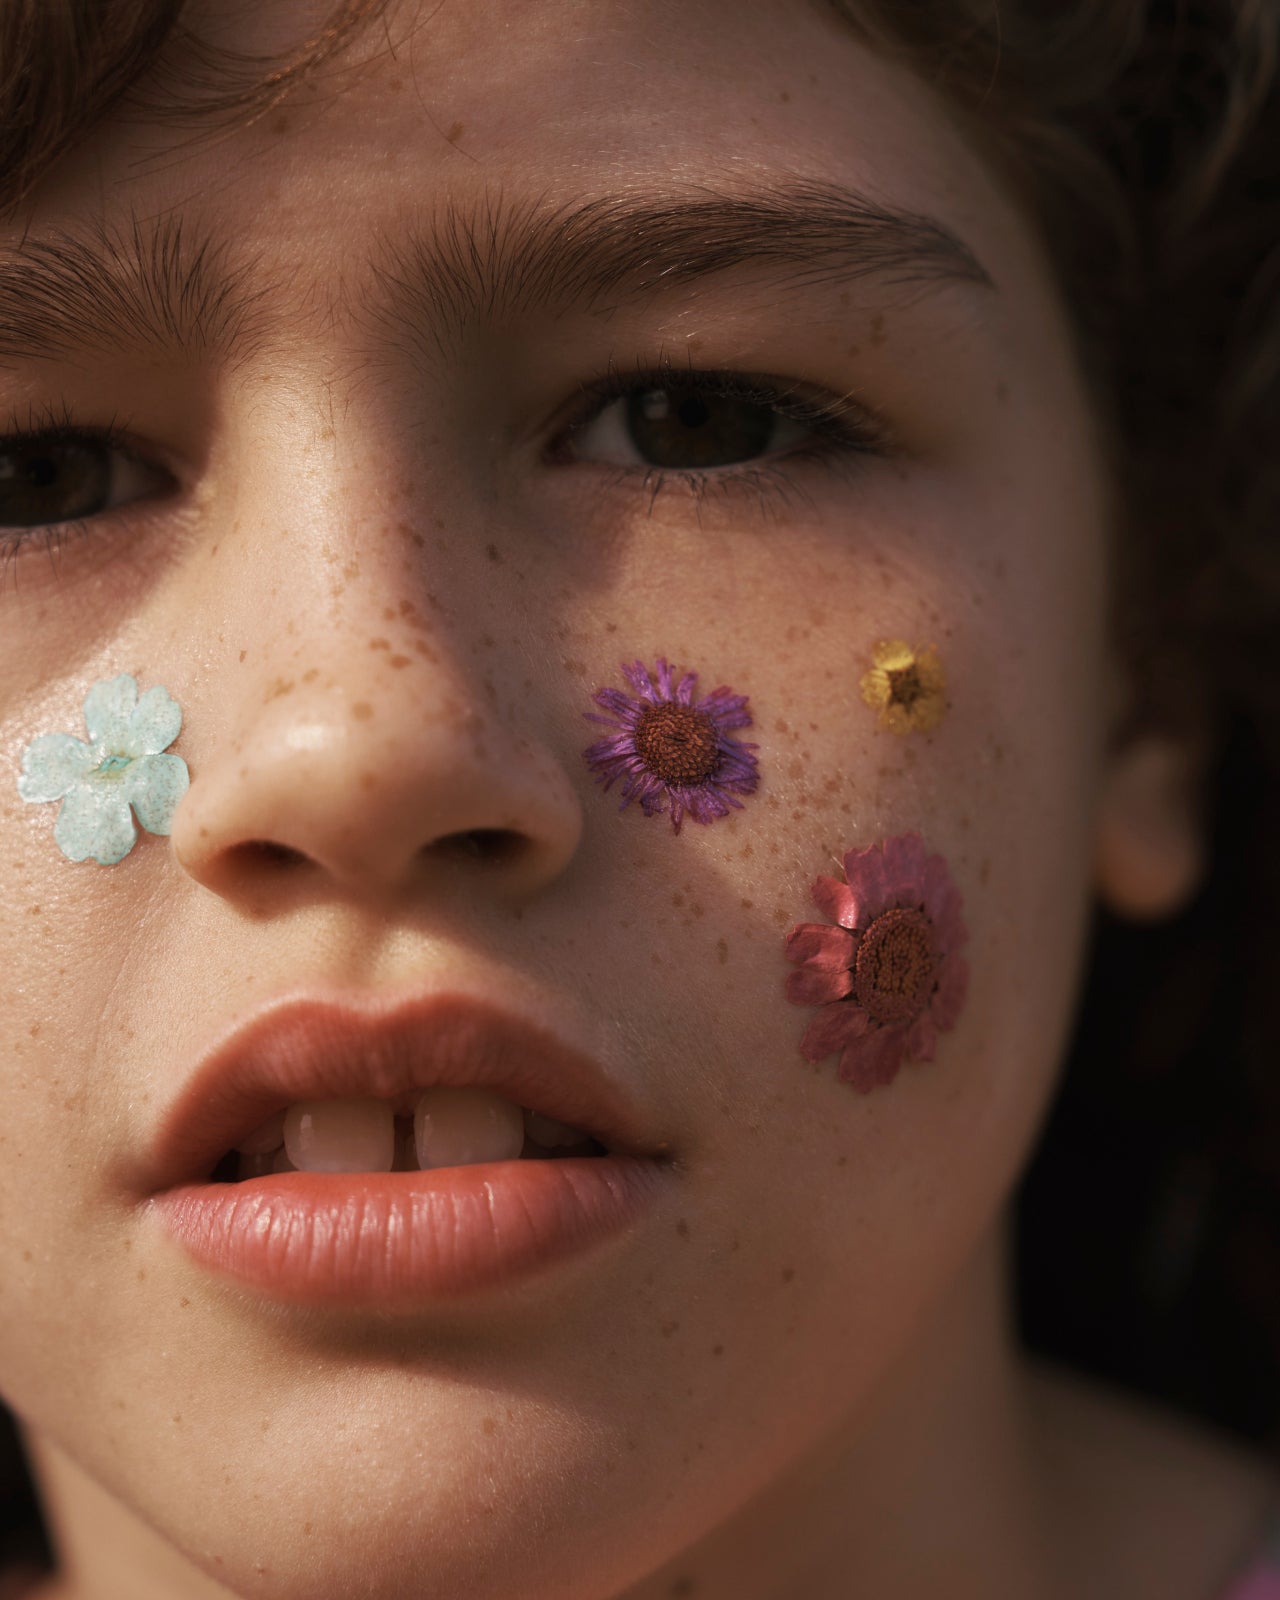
[548,362,896,465]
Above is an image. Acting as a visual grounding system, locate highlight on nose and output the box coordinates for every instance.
[170,695,584,905]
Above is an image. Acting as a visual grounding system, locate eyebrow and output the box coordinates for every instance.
[373,180,995,350]
[0,214,271,366]
[0,180,993,367]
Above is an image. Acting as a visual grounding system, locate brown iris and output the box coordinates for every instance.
[852,906,938,1024]
[633,702,721,784]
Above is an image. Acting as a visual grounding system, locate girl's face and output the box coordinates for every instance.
[0,1,1119,1595]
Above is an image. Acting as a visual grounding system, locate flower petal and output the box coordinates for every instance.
[127,684,183,755]
[840,846,890,914]
[786,966,854,1005]
[799,1002,870,1063]
[904,1012,937,1063]
[53,784,137,864]
[930,955,969,1031]
[17,733,94,802]
[785,923,856,970]
[838,1025,907,1092]
[82,674,139,748]
[125,752,190,835]
[811,874,859,928]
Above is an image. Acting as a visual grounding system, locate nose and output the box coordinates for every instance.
[171,607,583,909]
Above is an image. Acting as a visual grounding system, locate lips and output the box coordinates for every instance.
[141,993,671,1303]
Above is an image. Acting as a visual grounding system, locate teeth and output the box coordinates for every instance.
[524,1109,589,1149]
[234,1110,287,1155]
[414,1088,525,1169]
[283,1097,395,1173]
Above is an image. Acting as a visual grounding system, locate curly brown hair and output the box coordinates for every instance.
[0,0,1277,1557]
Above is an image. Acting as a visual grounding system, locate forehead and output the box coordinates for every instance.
[25,0,1027,298]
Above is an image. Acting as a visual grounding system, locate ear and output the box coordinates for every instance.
[1094,732,1207,921]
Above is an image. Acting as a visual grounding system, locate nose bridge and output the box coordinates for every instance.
[170,484,583,903]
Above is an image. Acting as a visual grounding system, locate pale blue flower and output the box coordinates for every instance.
[18,674,190,865]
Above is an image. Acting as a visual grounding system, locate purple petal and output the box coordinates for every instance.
[811,874,859,929]
[785,923,856,970]
[786,966,854,1005]
[799,1002,870,1063]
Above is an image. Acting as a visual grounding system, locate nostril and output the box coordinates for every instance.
[233,840,310,871]
[432,828,528,866]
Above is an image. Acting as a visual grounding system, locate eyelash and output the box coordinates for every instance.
[553,359,894,509]
[0,402,141,581]
[0,363,892,582]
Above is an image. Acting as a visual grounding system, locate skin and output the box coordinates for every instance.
[0,2,1271,1597]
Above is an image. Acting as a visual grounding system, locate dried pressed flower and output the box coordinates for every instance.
[859,640,947,734]
[17,674,189,865]
[784,832,968,1092]
[583,658,759,832]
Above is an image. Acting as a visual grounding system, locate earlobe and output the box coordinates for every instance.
[1094,736,1207,920]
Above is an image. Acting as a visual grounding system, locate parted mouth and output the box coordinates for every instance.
[144,993,662,1192]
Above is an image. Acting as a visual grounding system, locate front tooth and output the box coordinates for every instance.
[414,1088,525,1169]
[235,1110,286,1155]
[523,1110,589,1149]
[283,1098,395,1173]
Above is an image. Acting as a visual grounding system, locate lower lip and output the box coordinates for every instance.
[151,1158,664,1305]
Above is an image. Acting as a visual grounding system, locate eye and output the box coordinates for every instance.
[0,431,168,529]
[563,380,822,472]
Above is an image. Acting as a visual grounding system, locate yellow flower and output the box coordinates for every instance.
[859,640,947,734]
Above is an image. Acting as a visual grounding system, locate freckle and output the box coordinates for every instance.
[352,702,373,721]
[481,1416,496,1435]
[676,1218,690,1238]
[979,858,991,885]
[485,542,503,563]
[446,120,465,143]
[716,937,729,964]
[28,1023,39,1038]
[271,111,290,134]
[239,650,247,663]
[265,678,295,701]
[672,891,684,907]
[209,544,219,558]
[370,637,390,651]
[781,1267,795,1284]
[137,1269,146,1281]
[660,1320,680,1338]
[606,621,617,632]
[846,343,860,358]
[775,718,789,733]
[180,1296,190,1306]
[870,311,886,344]
[836,1155,848,1166]
[839,290,850,306]
[383,607,396,621]
[562,658,586,677]
[390,655,410,669]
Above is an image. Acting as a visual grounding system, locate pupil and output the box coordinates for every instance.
[0,439,111,527]
[626,387,775,469]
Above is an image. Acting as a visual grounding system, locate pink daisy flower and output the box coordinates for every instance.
[583,658,759,832]
[784,832,969,1092]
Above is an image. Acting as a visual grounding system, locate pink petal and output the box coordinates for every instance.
[837,1025,907,1092]
[930,955,969,1031]
[811,875,859,929]
[904,1012,937,1063]
[839,850,889,919]
[786,966,854,1006]
[883,832,928,880]
[785,923,856,970]
[799,1002,869,1063]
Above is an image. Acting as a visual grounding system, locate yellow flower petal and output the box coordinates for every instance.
[859,640,947,734]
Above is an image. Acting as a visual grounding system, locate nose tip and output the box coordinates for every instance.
[170,688,584,906]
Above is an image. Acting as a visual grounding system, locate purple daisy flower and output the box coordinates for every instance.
[583,658,759,832]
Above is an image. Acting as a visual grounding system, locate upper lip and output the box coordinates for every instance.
[143,993,659,1192]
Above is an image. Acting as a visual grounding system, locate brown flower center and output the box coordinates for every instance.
[885,664,925,709]
[634,702,721,785]
[853,906,938,1024]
